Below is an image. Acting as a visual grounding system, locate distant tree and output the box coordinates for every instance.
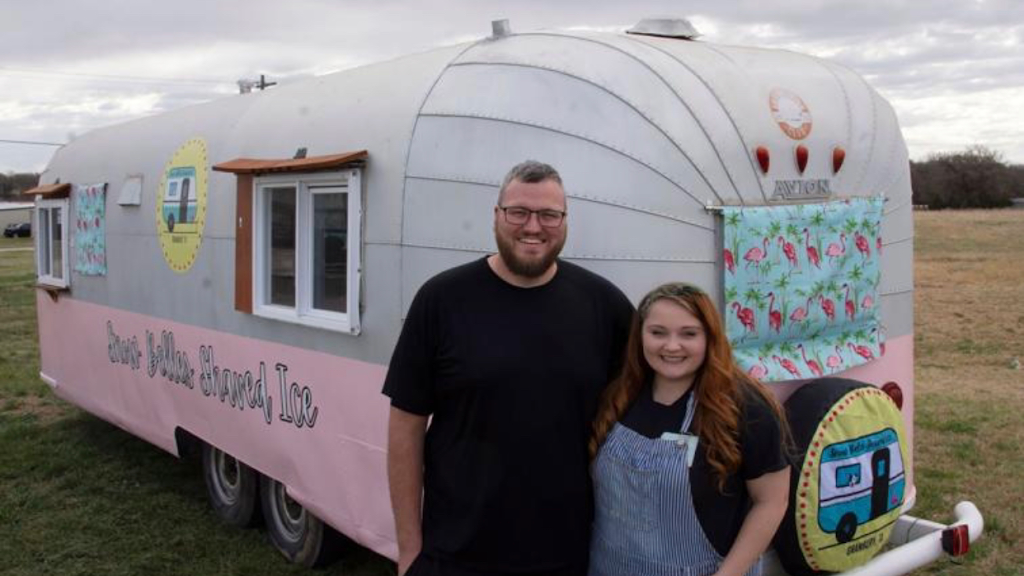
[911,146,1014,209]
[1009,164,1024,199]
[0,172,40,200]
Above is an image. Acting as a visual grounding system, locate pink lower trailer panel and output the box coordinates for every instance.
[38,293,398,559]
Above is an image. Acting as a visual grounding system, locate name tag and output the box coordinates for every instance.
[659,432,699,467]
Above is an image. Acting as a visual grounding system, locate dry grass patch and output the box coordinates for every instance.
[912,210,1024,575]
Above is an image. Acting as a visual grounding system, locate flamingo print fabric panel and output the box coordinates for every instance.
[722,198,884,382]
[73,183,108,276]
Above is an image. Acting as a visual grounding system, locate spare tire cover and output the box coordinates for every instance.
[773,377,908,574]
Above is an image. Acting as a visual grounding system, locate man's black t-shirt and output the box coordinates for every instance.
[619,383,788,557]
[383,257,633,572]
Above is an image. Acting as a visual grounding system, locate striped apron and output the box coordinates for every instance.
[589,395,762,576]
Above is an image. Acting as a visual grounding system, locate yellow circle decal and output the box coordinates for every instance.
[156,138,208,273]
[797,388,908,572]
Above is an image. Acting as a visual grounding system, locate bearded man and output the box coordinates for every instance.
[384,160,633,576]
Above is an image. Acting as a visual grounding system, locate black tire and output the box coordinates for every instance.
[167,213,175,232]
[836,512,858,544]
[260,476,343,567]
[201,443,260,527]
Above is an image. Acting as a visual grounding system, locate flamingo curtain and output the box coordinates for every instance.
[73,183,108,276]
[721,197,884,382]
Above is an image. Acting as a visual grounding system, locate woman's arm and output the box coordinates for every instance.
[714,466,790,576]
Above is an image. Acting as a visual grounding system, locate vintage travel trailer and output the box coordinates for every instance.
[29,19,981,575]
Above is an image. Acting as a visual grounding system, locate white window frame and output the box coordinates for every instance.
[35,197,70,288]
[252,169,362,334]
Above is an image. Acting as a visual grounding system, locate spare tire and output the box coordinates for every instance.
[773,377,908,575]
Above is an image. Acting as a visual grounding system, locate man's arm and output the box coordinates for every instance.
[387,406,429,576]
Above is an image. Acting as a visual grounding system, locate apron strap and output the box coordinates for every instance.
[680,390,697,434]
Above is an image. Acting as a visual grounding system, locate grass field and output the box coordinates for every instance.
[1,210,1022,575]
[910,210,1024,576]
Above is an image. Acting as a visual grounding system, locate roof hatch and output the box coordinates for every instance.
[626,18,700,40]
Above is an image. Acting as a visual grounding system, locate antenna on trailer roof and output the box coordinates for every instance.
[237,74,278,94]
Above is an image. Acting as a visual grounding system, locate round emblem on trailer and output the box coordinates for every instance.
[769,88,813,140]
[156,138,208,273]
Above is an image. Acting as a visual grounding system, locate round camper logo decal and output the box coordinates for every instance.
[156,138,208,272]
[795,387,907,572]
[769,88,813,140]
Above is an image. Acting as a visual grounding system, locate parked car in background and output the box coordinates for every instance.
[3,222,31,238]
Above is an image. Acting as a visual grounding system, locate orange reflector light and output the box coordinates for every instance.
[941,524,970,556]
[833,146,846,174]
[882,381,903,410]
[756,146,770,174]
[796,145,808,174]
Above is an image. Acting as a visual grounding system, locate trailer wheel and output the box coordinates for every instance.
[260,476,342,567]
[836,513,858,544]
[202,443,260,527]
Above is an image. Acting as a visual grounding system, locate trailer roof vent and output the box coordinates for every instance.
[626,18,700,40]
[492,19,511,38]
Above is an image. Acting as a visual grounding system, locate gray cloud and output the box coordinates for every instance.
[2,0,1022,172]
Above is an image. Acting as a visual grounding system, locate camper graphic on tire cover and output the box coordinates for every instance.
[819,428,906,543]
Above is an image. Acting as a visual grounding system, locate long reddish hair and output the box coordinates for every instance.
[590,282,788,492]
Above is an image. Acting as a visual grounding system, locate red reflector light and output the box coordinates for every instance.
[941,524,970,556]
[756,146,770,174]
[833,146,846,174]
[796,145,809,174]
[882,381,903,410]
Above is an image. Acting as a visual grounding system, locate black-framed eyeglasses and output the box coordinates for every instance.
[498,206,567,228]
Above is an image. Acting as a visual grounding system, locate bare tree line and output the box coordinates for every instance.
[911,146,1024,209]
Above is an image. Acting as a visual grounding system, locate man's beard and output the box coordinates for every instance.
[495,231,565,279]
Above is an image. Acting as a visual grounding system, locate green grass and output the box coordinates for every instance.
[909,210,1024,576]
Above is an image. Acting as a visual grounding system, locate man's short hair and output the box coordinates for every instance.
[498,160,563,205]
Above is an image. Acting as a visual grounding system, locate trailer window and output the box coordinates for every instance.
[253,170,361,334]
[35,198,70,288]
[267,186,297,307]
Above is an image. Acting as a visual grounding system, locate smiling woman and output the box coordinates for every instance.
[589,282,790,576]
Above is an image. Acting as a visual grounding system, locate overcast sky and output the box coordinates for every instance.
[2,0,1022,174]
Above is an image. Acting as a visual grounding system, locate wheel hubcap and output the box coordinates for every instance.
[210,449,241,505]
[274,482,306,542]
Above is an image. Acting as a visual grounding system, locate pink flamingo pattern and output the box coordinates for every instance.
[73,183,108,275]
[796,343,824,377]
[855,231,871,259]
[722,197,885,381]
[731,302,757,335]
[743,237,770,274]
[747,357,769,380]
[843,283,857,321]
[819,294,836,323]
[824,232,847,264]
[802,227,821,269]
[826,346,845,370]
[778,236,798,269]
[773,355,802,379]
[766,292,783,334]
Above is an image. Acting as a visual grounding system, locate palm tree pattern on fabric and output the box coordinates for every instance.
[722,198,885,382]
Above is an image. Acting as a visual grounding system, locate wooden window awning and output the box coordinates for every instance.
[212,151,368,175]
[25,182,72,198]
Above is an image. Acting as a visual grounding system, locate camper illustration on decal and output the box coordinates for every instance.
[162,166,197,233]
[818,428,906,544]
